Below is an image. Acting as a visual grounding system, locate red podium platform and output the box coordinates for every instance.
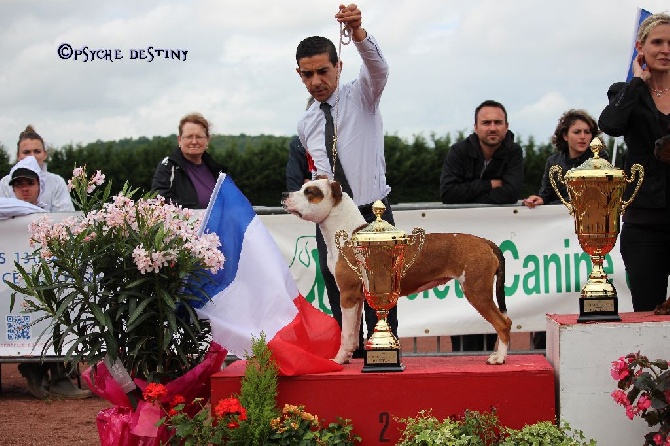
[212,354,555,445]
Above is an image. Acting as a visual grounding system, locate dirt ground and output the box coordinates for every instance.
[0,362,110,445]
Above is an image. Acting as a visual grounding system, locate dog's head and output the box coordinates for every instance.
[281,178,343,224]
[656,134,670,152]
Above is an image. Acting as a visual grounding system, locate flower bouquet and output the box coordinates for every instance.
[8,166,228,445]
[611,352,670,445]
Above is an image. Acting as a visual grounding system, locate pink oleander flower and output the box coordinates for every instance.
[91,170,105,185]
[15,164,227,385]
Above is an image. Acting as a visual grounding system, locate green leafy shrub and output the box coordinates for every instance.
[499,421,597,446]
[232,332,280,445]
[396,410,596,446]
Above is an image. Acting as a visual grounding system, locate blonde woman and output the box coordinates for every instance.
[598,12,670,312]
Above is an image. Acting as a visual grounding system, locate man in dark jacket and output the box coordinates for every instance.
[439,99,523,352]
[440,100,524,205]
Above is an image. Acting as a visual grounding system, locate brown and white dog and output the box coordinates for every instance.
[282,178,512,365]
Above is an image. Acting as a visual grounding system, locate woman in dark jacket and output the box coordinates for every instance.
[523,109,609,207]
[598,12,670,312]
[151,113,225,209]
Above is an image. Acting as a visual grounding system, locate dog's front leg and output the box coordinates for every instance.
[333,300,363,364]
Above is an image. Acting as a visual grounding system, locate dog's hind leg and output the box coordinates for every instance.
[475,303,512,365]
[462,278,512,365]
[333,299,363,364]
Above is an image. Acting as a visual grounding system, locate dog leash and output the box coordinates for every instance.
[331,18,351,177]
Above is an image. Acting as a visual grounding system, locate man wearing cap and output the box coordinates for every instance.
[1,156,90,399]
[0,156,46,219]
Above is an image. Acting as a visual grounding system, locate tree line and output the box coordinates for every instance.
[0,133,626,207]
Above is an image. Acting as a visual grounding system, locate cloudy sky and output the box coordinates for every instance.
[0,0,667,155]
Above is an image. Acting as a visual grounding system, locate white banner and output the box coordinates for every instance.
[276,205,631,338]
[1,205,632,357]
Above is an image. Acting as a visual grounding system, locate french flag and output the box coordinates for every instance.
[192,174,342,375]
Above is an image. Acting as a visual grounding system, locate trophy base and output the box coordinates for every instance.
[362,348,405,373]
[577,296,621,323]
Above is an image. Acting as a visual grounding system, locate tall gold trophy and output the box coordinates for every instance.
[336,201,425,372]
[550,137,643,322]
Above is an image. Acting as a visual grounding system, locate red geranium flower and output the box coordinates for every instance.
[143,382,168,403]
[170,394,186,408]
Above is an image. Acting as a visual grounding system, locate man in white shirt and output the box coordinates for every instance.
[295,3,396,353]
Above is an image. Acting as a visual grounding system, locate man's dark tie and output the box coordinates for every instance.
[320,102,353,197]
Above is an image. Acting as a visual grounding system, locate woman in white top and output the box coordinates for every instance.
[0,125,74,212]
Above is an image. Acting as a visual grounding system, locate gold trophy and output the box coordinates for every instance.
[550,137,643,322]
[336,201,425,372]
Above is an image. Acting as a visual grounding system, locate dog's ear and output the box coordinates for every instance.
[330,180,343,202]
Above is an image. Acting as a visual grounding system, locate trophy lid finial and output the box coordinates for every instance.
[565,136,622,179]
[589,137,603,159]
[352,200,408,243]
[372,200,386,222]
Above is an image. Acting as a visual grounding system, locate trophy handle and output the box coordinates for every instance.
[549,165,573,214]
[620,163,644,211]
[335,229,364,281]
[401,228,426,277]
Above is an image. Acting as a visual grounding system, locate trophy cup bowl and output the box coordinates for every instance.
[336,200,425,372]
[549,137,643,322]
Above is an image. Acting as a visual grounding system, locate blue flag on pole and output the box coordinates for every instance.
[626,8,652,81]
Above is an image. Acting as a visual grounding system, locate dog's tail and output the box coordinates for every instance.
[487,240,507,314]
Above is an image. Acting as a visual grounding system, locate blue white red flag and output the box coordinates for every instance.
[193,173,342,375]
[626,8,652,81]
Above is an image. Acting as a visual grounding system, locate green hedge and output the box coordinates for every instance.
[0,133,626,207]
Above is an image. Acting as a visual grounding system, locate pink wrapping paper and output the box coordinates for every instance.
[82,342,227,445]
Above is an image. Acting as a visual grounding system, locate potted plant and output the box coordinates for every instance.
[611,352,670,445]
[8,165,228,445]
